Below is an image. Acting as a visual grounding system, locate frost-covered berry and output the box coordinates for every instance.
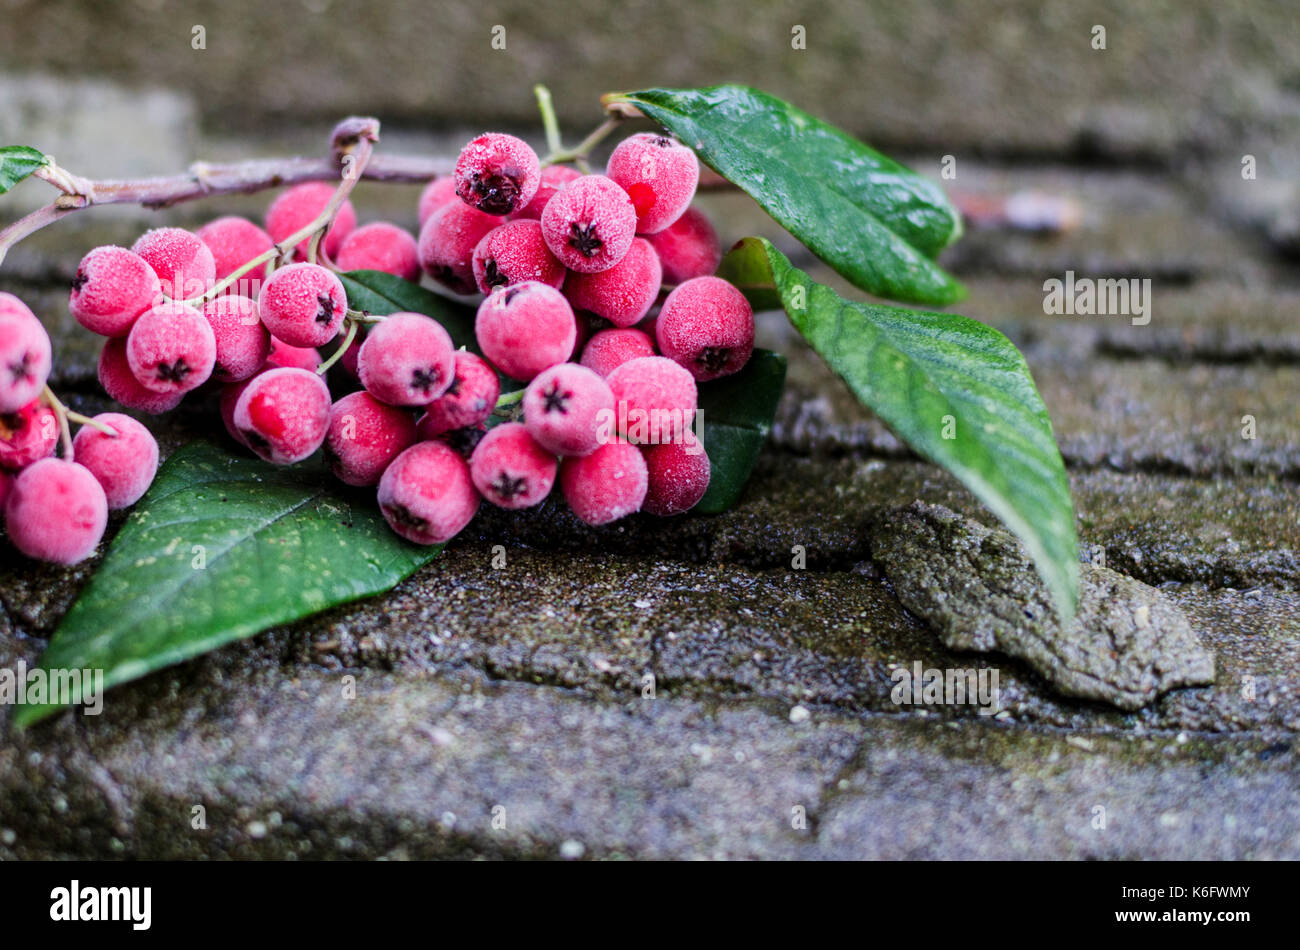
[0,400,58,471]
[219,375,257,447]
[475,282,576,382]
[564,237,662,327]
[257,262,347,348]
[4,458,108,565]
[417,351,500,435]
[656,276,754,381]
[265,182,357,261]
[68,246,161,337]
[559,440,647,526]
[266,336,321,372]
[641,439,710,516]
[418,177,459,227]
[579,327,657,378]
[605,133,699,234]
[0,293,53,412]
[97,338,184,415]
[471,219,565,293]
[357,312,456,406]
[131,227,217,300]
[324,390,417,487]
[605,355,698,445]
[645,207,721,284]
[523,363,614,457]
[336,222,420,281]
[540,174,637,273]
[71,413,159,509]
[196,216,274,297]
[378,441,479,545]
[233,367,331,465]
[469,422,556,509]
[417,201,503,295]
[454,133,541,216]
[202,294,271,382]
[510,164,581,221]
[125,301,216,395]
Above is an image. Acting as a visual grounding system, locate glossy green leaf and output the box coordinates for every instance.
[340,269,477,348]
[607,86,965,306]
[696,349,787,514]
[0,145,48,195]
[721,237,1077,618]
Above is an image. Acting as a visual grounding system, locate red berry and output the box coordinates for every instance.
[378,441,479,545]
[469,421,556,509]
[131,227,217,300]
[4,458,108,565]
[454,133,541,216]
[97,338,184,414]
[220,376,255,447]
[417,201,502,295]
[564,237,662,327]
[125,300,216,395]
[357,312,456,406]
[265,182,357,261]
[336,222,420,281]
[233,367,331,465]
[418,177,458,227]
[474,282,576,382]
[471,219,565,293]
[0,293,53,412]
[559,440,647,526]
[0,400,58,471]
[605,355,698,445]
[196,216,274,298]
[522,363,614,458]
[540,174,637,273]
[641,440,710,516]
[68,246,161,337]
[580,328,657,378]
[257,262,347,348]
[72,413,159,509]
[509,164,581,221]
[645,207,721,284]
[417,351,500,435]
[325,391,417,487]
[605,133,699,234]
[202,294,272,382]
[656,276,754,381]
[266,336,322,372]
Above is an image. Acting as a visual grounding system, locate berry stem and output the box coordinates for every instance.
[345,308,386,325]
[534,85,564,156]
[316,318,359,376]
[540,117,622,167]
[493,388,525,412]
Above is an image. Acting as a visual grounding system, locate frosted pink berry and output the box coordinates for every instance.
[324,390,417,487]
[336,222,420,281]
[417,351,500,435]
[540,174,637,273]
[131,227,217,300]
[68,246,161,337]
[418,177,459,227]
[605,356,698,445]
[266,336,321,372]
[454,133,541,216]
[97,338,184,415]
[605,133,700,234]
[125,301,216,395]
[523,363,614,458]
[219,374,258,447]
[656,276,755,381]
[196,216,274,297]
[233,367,331,465]
[417,201,502,295]
[564,237,662,327]
[4,458,107,565]
[469,422,556,509]
[378,441,479,545]
[0,293,53,412]
[559,440,647,526]
[510,164,581,221]
[72,413,159,509]
[471,219,565,293]
[580,328,657,378]
[0,400,58,471]
[645,207,721,284]
[641,440,710,516]
[357,312,456,406]
[202,294,271,382]
[257,262,347,348]
[265,182,357,261]
[474,283,576,382]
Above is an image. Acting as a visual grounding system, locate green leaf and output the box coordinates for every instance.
[13,442,437,727]
[696,349,786,514]
[340,270,478,349]
[607,86,965,306]
[0,145,48,195]
[720,237,1078,619]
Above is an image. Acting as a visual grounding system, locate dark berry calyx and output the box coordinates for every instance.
[444,374,463,398]
[0,411,27,439]
[503,286,524,305]
[467,173,521,216]
[482,259,508,288]
[541,382,571,415]
[653,135,673,147]
[70,270,89,292]
[410,366,443,395]
[697,347,732,374]
[315,293,336,324]
[568,223,603,258]
[156,358,192,384]
[383,503,429,533]
[7,351,33,385]
[490,471,528,501]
